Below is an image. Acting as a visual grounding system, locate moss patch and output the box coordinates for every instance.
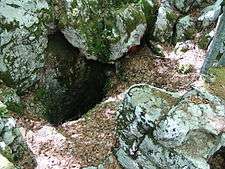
[198,35,210,49]
[206,67,225,100]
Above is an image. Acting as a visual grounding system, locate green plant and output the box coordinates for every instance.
[0,101,8,117]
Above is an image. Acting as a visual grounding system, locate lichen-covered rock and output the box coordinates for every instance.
[61,0,154,62]
[201,7,225,73]
[116,84,225,169]
[0,101,36,168]
[175,15,196,42]
[198,0,223,27]
[153,1,179,43]
[0,0,51,92]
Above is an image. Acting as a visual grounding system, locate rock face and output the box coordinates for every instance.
[201,6,225,73]
[116,84,225,169]
[0,0,51,92]
[61,0,152,62]
[0,102,36,168]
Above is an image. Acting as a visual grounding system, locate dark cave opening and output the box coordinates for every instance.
[208,146,225,169]
[37,30,114,125]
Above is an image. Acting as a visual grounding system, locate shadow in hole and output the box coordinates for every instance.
[39,30,113,125]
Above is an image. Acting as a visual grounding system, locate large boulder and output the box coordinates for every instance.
[60,0,156,62]
[116,84,225,169]
[0,0,52,92]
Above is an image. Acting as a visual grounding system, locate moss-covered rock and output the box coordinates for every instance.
[153,1,179,43]
[61,0,154,62]
[0,0,52,92]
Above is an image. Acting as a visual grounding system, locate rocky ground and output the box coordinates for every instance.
[12,41,206,169]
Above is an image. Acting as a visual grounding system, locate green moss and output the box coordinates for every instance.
[206,67,225,100]
[0,72,15,88]
[198,35,210,49]
[6,102,23,114]
[118,4,146,34]
[184,27,197,40]
[0,146,14,162]
[34,88,47,101]
[0,102,8,117]
[166,11,177,23]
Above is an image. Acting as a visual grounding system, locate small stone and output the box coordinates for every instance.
[3,130,16,145]
[0,142,7,150]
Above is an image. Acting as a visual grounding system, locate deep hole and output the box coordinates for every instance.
[208,146,225,169]
[37,30,114,125]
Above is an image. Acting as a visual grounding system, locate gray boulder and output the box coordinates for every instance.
[116,84,225,169]
[0,0,51,92]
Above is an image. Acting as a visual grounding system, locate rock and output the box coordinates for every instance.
[0,85,23,114]
[172,0,202,13]
[176,15,196,42]
[61,0,153,62]
[201,7,225,73]
[177,63,193,74]
[0,0,51,92]
[3,130,15,145]
[153,1,179,43]
[0,153,15,169]
[116,84,225,169]
[0,102,36,168]
[198,0,223,27]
